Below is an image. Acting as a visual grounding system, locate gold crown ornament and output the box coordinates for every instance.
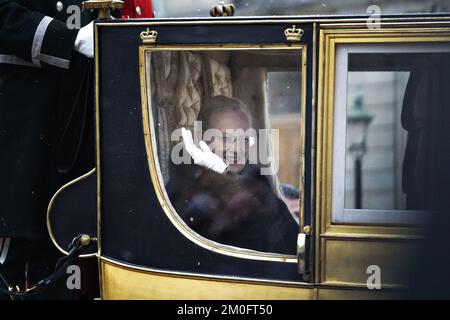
[140,28,158,44]
[284,25,304,42]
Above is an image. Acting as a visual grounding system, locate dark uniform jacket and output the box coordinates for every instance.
[166,164,299,255]
[0,1,95,238]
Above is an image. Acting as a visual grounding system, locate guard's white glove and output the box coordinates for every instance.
[181,127,228,174]
[74,21,94,58]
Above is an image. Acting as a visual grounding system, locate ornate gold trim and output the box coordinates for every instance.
[320,232,423,240]
[94,16,450,28]
[138,44,307,263]
[319,21,450,29]
[100,256,312,288]
[99,257,398,299]
[46,168,97,258]
[94,22,104,298]
[309,21,317,283]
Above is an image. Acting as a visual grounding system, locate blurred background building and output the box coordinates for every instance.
[152,0,450,18]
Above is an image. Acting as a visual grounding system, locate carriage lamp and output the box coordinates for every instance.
[210,2,235,17]
[347,90,373,209]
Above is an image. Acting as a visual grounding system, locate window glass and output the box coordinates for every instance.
[332,43,450,224]
[345,69,410,210]
[267,71,302,221]
[146,49,302,254]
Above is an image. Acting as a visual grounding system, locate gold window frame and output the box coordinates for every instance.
[138,44,307,264]
[315,26,450,285]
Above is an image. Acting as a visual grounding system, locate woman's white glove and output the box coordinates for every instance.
[74,22,94,58]
[181,127,228,174]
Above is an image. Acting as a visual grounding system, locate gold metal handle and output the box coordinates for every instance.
[82,0,124,19]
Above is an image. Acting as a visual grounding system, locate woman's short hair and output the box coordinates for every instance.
[198,95,253,130]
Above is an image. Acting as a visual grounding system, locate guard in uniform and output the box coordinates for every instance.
[0,0,154,300]
[0,0,95,299]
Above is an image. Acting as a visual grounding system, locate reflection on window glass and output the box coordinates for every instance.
[147,49,302,254]
[267,72,301,115]
[267,72,302,221]
[344,52,450,211]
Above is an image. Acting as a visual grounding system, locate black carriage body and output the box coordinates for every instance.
[97,18,314,282]
[67,14,450,299]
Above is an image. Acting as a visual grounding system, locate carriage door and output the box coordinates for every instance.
[315,24,450,297]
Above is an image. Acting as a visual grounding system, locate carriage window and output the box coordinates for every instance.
[332,43,450,224]
[146,49,303,255]
[267,71,302,223]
